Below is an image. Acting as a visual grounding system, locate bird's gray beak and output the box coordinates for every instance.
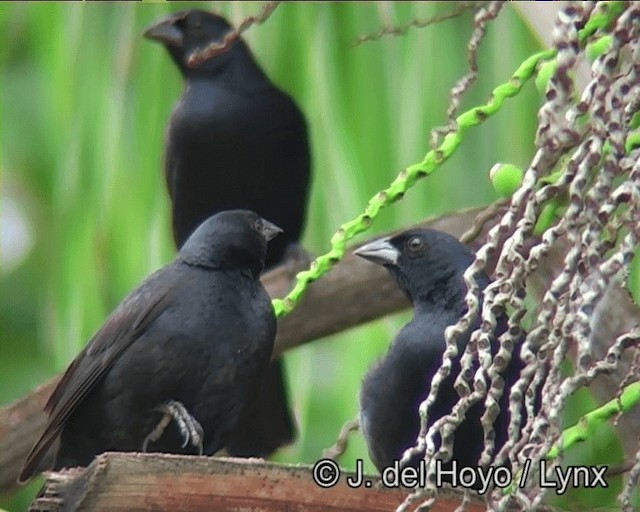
[144,19,184,46]
[261,220,283,242]
[353,237,399,266]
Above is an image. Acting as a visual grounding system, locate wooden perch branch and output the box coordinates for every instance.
[29,453,486,512]
[0,206,489,493]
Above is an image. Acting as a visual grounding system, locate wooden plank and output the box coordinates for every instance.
[29,454,487,512]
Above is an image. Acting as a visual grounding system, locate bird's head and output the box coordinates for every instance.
[354,228,479,306]
[144,10,243,76]
[179,210,282,277]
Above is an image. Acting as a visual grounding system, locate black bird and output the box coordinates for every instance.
[144,9,311,457]
[19,210,280,482]
[354,229,523,474]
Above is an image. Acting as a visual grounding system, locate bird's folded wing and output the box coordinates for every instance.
[19,280,174,482]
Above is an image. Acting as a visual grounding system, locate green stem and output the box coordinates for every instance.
[548,381,640,459]
[505,381,640,495]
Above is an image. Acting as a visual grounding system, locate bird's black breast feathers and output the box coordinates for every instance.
[360,308,474,471]
[99,265,275,435]
[165,79,310,265]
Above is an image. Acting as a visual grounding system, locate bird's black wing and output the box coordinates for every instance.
[19,272,175,482]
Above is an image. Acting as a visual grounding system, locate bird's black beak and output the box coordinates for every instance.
[144,18,184,46]
[353,237,399,266]
[260,220,283,242]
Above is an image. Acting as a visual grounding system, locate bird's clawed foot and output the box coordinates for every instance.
[143,400,204,455]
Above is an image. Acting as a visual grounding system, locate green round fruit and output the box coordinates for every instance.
[489,163,524,198]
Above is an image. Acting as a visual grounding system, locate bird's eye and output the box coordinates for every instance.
[406,236,424,253]
[174,15,189,28]
[254,218,264,232]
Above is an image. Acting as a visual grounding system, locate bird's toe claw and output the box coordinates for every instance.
[143,400,203,454]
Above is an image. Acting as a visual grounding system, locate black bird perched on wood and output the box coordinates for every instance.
[144,9,310,457]
[19,210,281,483]
[354,228,523,474]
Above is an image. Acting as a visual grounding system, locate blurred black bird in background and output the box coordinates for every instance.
[144,9,311,457]
[355,229,524,475]
[19,210,280,483]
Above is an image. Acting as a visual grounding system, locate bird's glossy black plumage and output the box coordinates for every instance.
[144,9,310,456]
[19,210,280,483]
[355,229,523,475]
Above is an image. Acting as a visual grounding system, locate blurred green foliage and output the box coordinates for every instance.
[1,2,549,510]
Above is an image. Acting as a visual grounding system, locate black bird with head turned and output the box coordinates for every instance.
[19,210,280,483]
[354,228,523,476]
[144,9,311,457]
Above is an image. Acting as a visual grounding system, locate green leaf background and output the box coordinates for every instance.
[3,3,630,511]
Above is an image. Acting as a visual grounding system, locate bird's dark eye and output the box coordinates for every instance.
[405,236,424,253]
[174,15,189,28]
[254,218,263,232]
